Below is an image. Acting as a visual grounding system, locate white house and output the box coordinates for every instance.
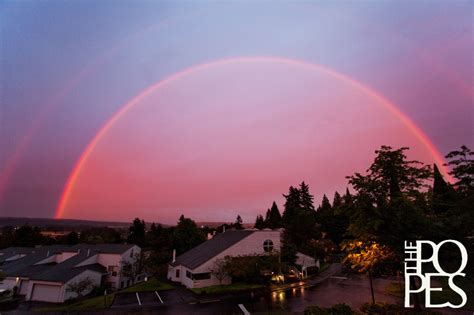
[168,229,281,288]
[0,243,141,303]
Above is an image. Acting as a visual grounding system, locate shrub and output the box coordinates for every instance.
[360,302,442,314]
[304,303,354,315]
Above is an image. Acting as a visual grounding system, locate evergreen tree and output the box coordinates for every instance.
[128,218,146,247]
[254,215,265,229]
[343,188,353,205]
[432,164,454,214]
[264,208,272,226]
[282,186,301,227]
[173,215,206,255]
[234,215,243,230]
[319,194,332,216]
[266,201,282,229]
[332,191,343,210]
[299,181,315,212]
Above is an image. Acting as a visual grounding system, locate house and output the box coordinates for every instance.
[168,229,281,288]
[295,252,320,277]
[0,243,141,303]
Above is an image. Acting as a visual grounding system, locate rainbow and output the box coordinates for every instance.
[55,56,453,219]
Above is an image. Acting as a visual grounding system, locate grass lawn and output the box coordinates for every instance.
[191,283,265,295]
[35,277,173,312]
[35,293,116,312]
[319,262,331,273]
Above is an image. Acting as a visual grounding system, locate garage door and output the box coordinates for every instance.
[31,284,62,303]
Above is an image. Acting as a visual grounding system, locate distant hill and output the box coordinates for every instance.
[196,222,254,229]
[0,217,134,230]
[0,217,252,230]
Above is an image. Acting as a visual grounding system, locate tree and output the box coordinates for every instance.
[346,146,431,255]
[343,241,396,305]
[172,215,206,255]
[347,146,432,203]
[432,164,455,214]
[121,252,145,284]
[254,215,265,229]
[210,258,229,285]
[66,277,94,299]
[234,215,243,230]
[280,232,298,265]
[317,194,332,215]
[343,145,430,315]
[299,181,315,212]
[128,218,146,247]
[282,183,318,249]
[14,225,44,247]
[65,231,79,245]
[332,191,343,210]
[265,202,282,229]
[445,145,474,194]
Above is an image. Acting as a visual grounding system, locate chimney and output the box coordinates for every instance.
[172,249,176,263]
[87,249,90,257]
[223,225,226,233]
[46,250,50,257]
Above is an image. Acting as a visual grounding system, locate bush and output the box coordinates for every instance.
[360,302,442,314]
[304,303,354,315]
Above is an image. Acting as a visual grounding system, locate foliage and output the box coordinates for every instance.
[346,146,431,257]
[280,230,298,265]
[254,215,265,229]
[265,201,283,229]
[359,302,441,314]
[66,277,94,299]
[210,258,229,285]
[343,240,396,304]
[224,254,280,283]
[234,215,243,230]
[445,145,474,194]
[120,251,144,283]
[78,226,123,244]
[127,218,146,247]
[172,215,206,255]
[347,146,432,202]
[304,303,354,315]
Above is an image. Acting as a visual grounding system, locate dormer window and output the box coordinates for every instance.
[263,239,274,252]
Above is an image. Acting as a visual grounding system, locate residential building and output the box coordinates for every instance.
[168,229,281,288]
[0,243,141,303]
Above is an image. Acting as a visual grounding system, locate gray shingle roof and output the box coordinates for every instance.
[67,243,135,254]
[172,230,255,270]
[0,244,120,283]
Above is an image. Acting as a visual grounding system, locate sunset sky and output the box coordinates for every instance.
[0,1,472,224]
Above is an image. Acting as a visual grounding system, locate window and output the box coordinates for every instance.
[186,270,192,279]
[193,273,211,280]
[176,269,180,278]
[263,239,274,252]
[130,250,134,258]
